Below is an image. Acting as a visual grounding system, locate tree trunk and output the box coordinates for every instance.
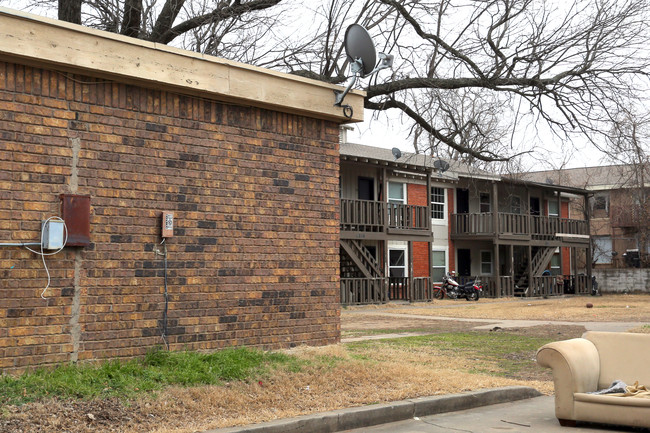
[121,0,143,38]
[58,0,81,24]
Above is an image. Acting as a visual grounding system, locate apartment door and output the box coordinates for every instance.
[530,197,540,216]
[457,189,469,214]
[457,249,471,276]
[358,177,374,200]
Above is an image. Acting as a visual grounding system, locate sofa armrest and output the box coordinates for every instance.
[536,338,600,420]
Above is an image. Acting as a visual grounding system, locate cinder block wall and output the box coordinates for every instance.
[593,269,650,293]
[0,61,341,371]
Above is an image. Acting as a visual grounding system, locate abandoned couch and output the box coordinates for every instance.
[536,331,650,428]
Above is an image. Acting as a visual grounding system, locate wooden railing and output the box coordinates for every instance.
[341,199,384,232]
[342,277,431,304]
[524,274,592,297]
[341,274,590,304]
[451,213,493,235]
[388,277,431,300]
[456,276,514,298]
[412,277,432,301]
[340,278,386,304]
[451,213,588,239]
[341,199,430,233]
[499,213,528,234]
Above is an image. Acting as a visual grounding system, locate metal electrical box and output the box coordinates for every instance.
[60,194,91,246]
[42,220,65,250]
[162,212,174,237]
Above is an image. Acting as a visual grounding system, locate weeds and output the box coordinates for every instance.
[0,347,303,406]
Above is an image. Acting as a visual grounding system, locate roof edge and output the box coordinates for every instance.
[0,6,365,123]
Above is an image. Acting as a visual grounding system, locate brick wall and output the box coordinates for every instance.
[0,61,341,371]
[407,184,429,277]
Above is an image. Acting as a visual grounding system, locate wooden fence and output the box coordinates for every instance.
[341,274,591,305]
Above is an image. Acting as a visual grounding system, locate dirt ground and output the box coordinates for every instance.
[2,294,648,433]
[346,294,650,322]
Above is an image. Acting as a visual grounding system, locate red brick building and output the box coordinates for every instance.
[0,8,364,371]
[339,142,593,302]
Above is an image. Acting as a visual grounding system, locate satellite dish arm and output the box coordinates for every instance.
[334,52,393,107]
[334,57,363,107]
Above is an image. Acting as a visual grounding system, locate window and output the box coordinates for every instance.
[479,193,491,213]
[480,250,492,275]
[592,194,609,218]
[548,200,559,217]
[550,251,561,275]
[593,236,613,264]
[594,195,608,211]
[389,248,407,277]
[388,182,405,204]
[431,249,447,282]
[510,196,521,214]
[430,187,446,220]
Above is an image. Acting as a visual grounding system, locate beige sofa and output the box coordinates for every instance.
[537,331,650,428]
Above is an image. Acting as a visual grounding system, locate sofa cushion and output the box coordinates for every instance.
[575,392,650,407]
[583,332,650,390]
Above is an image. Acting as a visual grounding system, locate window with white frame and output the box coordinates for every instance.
[550,250,561,275]
[479,193,491,213]
[430,187,445,220]
[388,182,406,204]
[431,249,447,282]
[548,200,559,217]
[388,247,407,277]
[480,250,492,275]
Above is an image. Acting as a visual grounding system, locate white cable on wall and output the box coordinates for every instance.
[22,216,69,299]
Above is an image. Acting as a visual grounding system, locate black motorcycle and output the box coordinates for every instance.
[433,272,482,301]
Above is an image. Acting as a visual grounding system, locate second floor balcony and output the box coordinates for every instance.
[340,198,431,239]
[451,212,589,244]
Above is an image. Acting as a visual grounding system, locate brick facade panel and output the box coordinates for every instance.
[0,61,341,372]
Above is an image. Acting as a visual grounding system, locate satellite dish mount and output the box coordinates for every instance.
[334,24,394,118]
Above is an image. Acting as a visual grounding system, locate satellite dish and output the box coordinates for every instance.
[433,159,450,173]
[334,25,394,114]
[391,147,402,160]
[344,24,376,78]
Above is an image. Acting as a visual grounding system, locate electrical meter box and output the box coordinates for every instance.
[162,212,174,237]
[42,220,65,250]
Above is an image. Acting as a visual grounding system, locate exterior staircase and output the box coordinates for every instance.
[340,239,383,279]
[514,246,556,295]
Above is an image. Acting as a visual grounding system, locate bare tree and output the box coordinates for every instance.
[10,0,650,163]
[605,108,650,262]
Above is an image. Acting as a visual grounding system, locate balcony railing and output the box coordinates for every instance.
[611,206,646,228]
[341,198,431,234]
[451,213,588,240]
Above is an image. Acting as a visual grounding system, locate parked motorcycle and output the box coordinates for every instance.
[433,272,482,301]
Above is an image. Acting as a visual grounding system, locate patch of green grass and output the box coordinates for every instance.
[343,328,438,337]
[345,331,555,378]
[0,347,304,406]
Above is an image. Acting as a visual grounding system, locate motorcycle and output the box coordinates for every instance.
[433,272,482,301]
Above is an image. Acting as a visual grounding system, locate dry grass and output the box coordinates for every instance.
[142,344,551,433]
[364,294,650,322]
[3,339,553,433]
[7,294,649,433]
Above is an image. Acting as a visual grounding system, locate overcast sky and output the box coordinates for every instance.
[0,1,642,171]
